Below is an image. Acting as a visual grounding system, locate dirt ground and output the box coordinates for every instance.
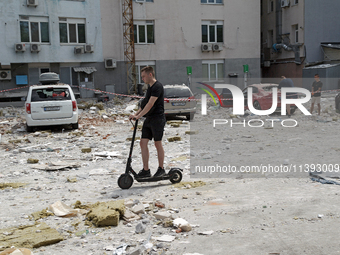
[0,94,340,255]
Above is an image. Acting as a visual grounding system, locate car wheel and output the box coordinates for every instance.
[337,102,340,113]
[253,101,261,110]
[26,124,33,132]
[186,113,195,121]
[72,122,79,129]
[289,108,296,115]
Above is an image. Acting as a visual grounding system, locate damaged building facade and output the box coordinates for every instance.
[261,0,340,89]
[0,0,103,101]
[0,0,261,98]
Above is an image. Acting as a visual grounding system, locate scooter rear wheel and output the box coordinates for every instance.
[169,169,182,184]
[118,174,133,189]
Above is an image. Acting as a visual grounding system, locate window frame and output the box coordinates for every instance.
[201,20,223,43]
[202,60,224,82]
[268,0,274,13]
[19,16,50,43]
[201,0,223,4]
[133,20,155,44]
[294,24,299,43]
[59,17,86,44]
[134,61,156,84]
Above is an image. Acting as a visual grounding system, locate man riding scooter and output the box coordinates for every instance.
[129,66,166,178]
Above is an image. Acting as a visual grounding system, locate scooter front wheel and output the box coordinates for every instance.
[169,169,182,184]
[118,174,134,189]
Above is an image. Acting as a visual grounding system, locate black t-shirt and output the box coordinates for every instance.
[312,81,323,97]
[141,81,164,117]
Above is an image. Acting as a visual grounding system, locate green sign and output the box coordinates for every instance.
[186,66,192,75]
[243,64,249,73]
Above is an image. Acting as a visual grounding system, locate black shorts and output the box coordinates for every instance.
[141,115,166,141]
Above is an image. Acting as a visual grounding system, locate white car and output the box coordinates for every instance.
[164,84,197,120]
[25,84,78,132]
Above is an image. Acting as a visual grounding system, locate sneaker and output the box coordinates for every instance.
[153,167,166,177]
[137,169,151,178]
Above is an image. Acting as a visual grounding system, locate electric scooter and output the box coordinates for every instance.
[117,119,183,189]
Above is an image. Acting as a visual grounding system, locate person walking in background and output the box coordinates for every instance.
[310,74,323,115]
[278,76,295,117]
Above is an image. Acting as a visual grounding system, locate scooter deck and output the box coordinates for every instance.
[135,174,171,182]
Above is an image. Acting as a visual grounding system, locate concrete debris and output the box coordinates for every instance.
[135,222,146,234]
[153,235,175,242]
[131,203,145,214]
[92,151,120,157]
[31,161,81,171]
[153,211,172,220]
[0,222,63,251]
[122,209,141,222]
[0,248,35,255]
[198,230,214,235]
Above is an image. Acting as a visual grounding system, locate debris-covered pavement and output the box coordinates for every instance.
[1,95,340,255]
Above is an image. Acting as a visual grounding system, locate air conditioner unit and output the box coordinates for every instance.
[201,43,212,52]
[0,70,11,80]
[15,43,26,52]
[212,43,223,51]
[105,58,117,68]
[264,61,271,67]
[27,0,38,7]
[74,46,84,54]
[30,43,41,52]
[281,0,290,8]
[85,44,94,53]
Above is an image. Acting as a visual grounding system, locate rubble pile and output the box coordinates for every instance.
[0,94,339,254]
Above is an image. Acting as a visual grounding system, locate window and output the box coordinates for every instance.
[133,21,154,44]
[293,0,298,4]
[268,0,274,13]
[134,61,156,84]
[20,16,49,43]
[202,21,223,43]
[267,30,273,48]
[201,0,223,4]
[59,18,86,44]
[293,24,298,43]
[202,60,224,81]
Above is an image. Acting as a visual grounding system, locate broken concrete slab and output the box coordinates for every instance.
[153,211,172,220]
[85,200,125,227]
[0,222,63,251]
